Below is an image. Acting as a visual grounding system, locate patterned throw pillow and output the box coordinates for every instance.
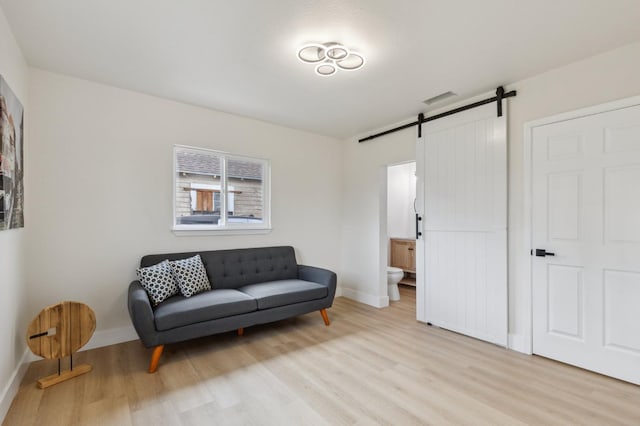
[136,260,180,306]
[170,254,212,297]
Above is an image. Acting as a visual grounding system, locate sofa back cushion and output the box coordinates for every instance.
[140,246,298,289]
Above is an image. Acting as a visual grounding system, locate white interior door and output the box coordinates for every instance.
[416,102,507,346]
[531,103,640,384]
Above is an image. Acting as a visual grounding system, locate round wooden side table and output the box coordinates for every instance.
[26,301,96,388]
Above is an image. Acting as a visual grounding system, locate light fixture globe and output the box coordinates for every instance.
[315,62,337,77]
[298,41,364,76]
[335,52,365,71]
[297,43,327,64]
[325,43,350,60]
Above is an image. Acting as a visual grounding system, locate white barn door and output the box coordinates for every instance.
[531,102,640,384]
[416,102,507,346]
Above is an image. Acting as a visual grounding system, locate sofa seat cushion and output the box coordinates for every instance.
[154,289,257,331]
[238,280,328,310]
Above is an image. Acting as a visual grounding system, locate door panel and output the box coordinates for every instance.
[547,264,583,339]
[604,124,640,153]
[532,103,640,384]
[604,166,640,242]
[547,172,581,241]
[418,102,507,346]
[603,269,640,354]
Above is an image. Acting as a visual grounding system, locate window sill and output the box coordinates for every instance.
[171,227,273,237]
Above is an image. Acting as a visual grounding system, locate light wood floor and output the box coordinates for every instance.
[5,287,640,425]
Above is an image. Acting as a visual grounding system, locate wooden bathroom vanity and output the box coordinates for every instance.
[389,238,416,286]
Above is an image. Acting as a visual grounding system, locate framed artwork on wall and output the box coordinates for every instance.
[0,74,24,230]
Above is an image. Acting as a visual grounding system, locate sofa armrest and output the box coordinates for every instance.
[128,281,157,347]
[298,265,337,301]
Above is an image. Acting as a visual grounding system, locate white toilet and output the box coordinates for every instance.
[387,267,403,301]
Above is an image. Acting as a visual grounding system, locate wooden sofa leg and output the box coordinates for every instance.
[320,309,330,326]
[148,345,164,373]
[237,327,244,336]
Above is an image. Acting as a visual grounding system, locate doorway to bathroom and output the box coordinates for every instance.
[386,161,417,305]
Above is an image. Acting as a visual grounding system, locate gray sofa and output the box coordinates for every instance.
[128,246,337,372]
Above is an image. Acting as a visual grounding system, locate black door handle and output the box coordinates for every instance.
[535,249,555,257]
[415,214,422,240]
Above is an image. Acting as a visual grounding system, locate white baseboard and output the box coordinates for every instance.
[0,348,32,424]
[341,288,389,308]
[21,324,139,365]
[1,324,139,423]
[334,286,343,298]
[508,333,532,354]
[83,325,139,352]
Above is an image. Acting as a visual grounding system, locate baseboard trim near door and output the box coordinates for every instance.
[508,333,532,354]
[341,288,389,308]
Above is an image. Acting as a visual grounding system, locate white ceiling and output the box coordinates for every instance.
[2,0,640,139]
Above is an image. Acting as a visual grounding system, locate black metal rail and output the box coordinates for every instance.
[358,86,517,143]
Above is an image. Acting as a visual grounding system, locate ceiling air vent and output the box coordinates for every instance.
[423,91,457,105]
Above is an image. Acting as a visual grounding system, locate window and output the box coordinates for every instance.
[173,145,270,233]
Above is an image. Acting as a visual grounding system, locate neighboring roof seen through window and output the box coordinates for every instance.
[176,150,263,180]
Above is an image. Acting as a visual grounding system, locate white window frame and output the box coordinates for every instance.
[173,145,271,235]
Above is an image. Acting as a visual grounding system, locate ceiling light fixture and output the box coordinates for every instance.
[297,42,365,76]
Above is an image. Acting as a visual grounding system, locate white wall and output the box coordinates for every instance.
[0,6,29,421]
[340,41,640,350]
[387,162,416,240]
[340,128,415,307]
[26,69,343,336]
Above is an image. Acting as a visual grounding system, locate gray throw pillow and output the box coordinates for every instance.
[170,254,212,297]
[136,260,180,305]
